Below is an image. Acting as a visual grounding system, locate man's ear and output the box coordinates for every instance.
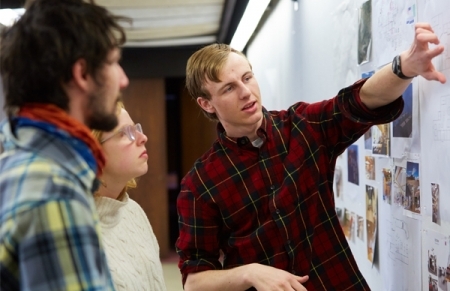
[71,58,90,91]
[197,97,215,114]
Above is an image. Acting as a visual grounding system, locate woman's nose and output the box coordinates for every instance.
[136,131,147,145]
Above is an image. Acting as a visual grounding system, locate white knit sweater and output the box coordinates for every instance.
[95,193,167,291]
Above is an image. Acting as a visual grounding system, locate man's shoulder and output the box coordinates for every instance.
[0,147,73,181]
[189,142,223,169]
[0,149,92,214]
[1,126,95,188]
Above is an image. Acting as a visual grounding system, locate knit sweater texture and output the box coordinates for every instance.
[95,193,167,291]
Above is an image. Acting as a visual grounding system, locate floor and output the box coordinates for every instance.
[162,251,183,291]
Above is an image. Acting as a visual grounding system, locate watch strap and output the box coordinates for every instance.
[392,55,416,79]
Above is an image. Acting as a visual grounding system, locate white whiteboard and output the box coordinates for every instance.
[247,0,450,290]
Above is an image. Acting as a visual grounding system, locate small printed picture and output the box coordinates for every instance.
[405,162,420,214]
[334,165,343,199]
[347,145,359,185]
[365,156,375,180]
[393,83,413,138]
[393,166,406,206]
[372,124,390,156]
[428,248,437,276]
[366,185,377,263]
[431,183,440,225]
[428,275,438,291]
[425,230,450,291]
[357,215,364,241]
[382,168,392,204]
[342,209,354,241]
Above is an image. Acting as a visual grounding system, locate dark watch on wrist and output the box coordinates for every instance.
[392,55,416,79]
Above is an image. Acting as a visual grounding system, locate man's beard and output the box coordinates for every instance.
[85,91,120,131]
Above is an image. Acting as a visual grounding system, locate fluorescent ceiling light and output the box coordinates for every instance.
[230,0,270,52]
[0,8,25,27]
[125,35,216,47]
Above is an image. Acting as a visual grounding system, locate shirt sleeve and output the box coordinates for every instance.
[14,198,113,290]
[337,78,404,124]
[176,179,223,286]
[287,78,404,157]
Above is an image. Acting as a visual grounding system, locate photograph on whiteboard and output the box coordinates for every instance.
[342,209,355,241]
[347,144,359,185]
[365,156,375,180]
[393,165,406,206]
[366,185,377,264]
[357,0,372,65]
[334,164,343,199]
[350,212,356,243]
[382,168,392,204]
[446,238,450,284]
[432,183,441,225]
[361,70,375,79]
[428,249,438,276]
[424,229,449,291]
[372,123,390,156]
[393,83,413,138]
[357,215,364,241]
[429,276,439,291]
[405,161,420,214]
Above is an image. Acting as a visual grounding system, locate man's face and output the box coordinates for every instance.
[86,48,129,131]
[197,52,262,138]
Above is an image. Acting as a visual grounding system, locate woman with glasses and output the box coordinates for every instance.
[92,101,167,291]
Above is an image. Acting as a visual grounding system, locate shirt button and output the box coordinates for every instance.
[270,185,275,190]
[276,209,280,214]
[239,138,248,145]
[286,240,291,245]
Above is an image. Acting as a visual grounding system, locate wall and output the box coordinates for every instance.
[180,87,217,178]
[247,0,450,290]
[122,78,170,257]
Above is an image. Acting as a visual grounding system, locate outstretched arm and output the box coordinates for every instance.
[184,263,309,291]
[360,22,446,110]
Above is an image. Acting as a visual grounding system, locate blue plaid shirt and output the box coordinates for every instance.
[0,120,115,291]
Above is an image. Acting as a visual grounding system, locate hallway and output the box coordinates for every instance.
[162,252,183,291]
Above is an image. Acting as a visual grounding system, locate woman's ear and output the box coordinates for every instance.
[197,97,215,114]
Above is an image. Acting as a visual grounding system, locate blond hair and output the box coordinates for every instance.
[185,43,251,121]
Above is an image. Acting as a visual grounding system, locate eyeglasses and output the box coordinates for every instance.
[100,123,143,144]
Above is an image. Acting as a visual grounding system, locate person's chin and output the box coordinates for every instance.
[249,111,263,124]
[137,165,148,176]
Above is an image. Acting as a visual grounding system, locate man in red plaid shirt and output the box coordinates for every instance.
[176,23,445,291]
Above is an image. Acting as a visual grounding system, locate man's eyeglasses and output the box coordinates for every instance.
[100,123,143,144]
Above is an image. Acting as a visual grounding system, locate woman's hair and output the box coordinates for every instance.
[1,0,127,115]
[92,101,137,200]
[185,43,251,121]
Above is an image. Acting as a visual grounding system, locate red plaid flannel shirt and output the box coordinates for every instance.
[176,79,403,290]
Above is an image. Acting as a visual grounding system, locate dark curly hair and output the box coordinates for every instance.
[0,0,127,116]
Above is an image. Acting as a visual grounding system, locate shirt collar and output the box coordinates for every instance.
[217,107,270,150]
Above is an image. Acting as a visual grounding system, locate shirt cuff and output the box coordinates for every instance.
[338,78,404,124]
